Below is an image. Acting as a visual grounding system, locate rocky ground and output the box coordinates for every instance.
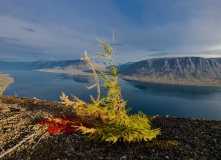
[0,95,221,160]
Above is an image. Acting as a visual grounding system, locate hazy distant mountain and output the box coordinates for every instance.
[119,57,221,86]
[0,60,109,71]
[0,61,28,70]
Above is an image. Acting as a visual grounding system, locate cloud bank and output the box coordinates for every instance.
[0,0,221,63]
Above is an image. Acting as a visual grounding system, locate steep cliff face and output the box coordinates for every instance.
[120,57,221,86]
[210,58,221,64]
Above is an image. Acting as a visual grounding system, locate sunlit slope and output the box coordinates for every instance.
[0,74,13,95]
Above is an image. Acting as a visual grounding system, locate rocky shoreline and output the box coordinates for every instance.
[0,95,221,160]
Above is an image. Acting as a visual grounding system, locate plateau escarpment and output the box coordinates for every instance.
[119,57,221,86]
[210,58,221,64]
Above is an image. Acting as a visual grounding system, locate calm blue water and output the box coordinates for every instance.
[1,70,221,120]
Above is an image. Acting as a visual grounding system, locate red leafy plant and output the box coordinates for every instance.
[37,116,94,134]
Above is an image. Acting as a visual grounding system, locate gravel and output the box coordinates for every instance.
[0,95,221,160]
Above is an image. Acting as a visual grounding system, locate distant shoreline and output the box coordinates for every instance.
[120,75,221,87]
[36,69,93,76]
[37,69,221,87]
[0,73,14,95]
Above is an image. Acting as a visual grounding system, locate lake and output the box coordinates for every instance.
[1,70,221,120]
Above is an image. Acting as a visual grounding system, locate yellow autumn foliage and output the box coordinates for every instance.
[61,39,160,143]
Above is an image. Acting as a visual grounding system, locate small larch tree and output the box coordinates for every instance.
[60,39,160,143]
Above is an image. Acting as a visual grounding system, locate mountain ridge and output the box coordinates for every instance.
[1,57,221,86]
[119,57,221,86]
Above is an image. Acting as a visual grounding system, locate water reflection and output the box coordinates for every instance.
[124,79,221,99]
[59,74,94,83]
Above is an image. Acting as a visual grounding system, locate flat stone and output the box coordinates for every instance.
[120,156,127,160]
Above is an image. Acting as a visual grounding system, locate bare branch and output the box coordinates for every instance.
[0,145,5,152]
[32,132,48,149]
[0,133,37,159]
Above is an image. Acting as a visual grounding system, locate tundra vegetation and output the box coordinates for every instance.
[60,40,161,143]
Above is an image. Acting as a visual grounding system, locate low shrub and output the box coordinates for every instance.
[36,116,93,134]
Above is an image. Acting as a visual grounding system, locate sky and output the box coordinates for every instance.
[0,0,221,63]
